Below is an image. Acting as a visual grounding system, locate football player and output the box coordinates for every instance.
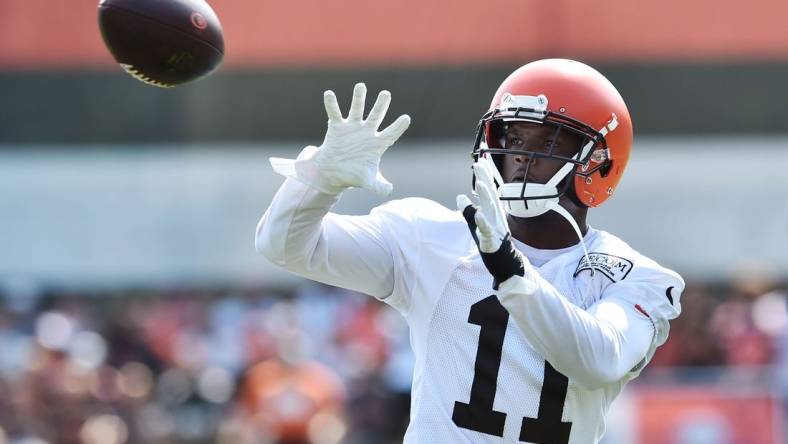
[256,59,683,443]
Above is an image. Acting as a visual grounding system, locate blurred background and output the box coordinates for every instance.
[1,0,787,443]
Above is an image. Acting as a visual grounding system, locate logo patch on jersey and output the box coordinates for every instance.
[573,253,633,282]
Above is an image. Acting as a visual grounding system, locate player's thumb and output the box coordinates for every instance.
[367,173,393,197]
[456,194,473,212]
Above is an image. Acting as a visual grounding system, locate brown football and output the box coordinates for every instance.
[98,0,224,87]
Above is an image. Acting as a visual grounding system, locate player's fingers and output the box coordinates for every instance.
[366,90,391,129]
[476,159,497,188]
[347,83,367,121]
[475,181,496,210]
[483,156,502,187]
[471,163,491,192]
[378,115,411,148]
[473,162,504,218]
[476,180,505,225]
[475,211,493,238]
[481,175,500,206]
[479,156,495,181]
[324,90,343,122]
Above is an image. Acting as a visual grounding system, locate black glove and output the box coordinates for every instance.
[460,201,525,290]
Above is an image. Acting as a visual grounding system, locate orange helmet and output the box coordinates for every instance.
[472,59,633,208]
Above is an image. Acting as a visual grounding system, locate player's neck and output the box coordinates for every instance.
[507,208,589,250]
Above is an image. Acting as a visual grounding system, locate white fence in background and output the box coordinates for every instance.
[0,137,787,289]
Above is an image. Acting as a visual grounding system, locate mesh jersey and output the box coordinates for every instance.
[256,181,684,444]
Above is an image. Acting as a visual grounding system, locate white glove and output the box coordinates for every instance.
[270,83,411,196]
[457,157,528,288]
[456,157,510,253]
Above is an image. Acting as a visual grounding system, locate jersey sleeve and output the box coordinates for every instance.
[496,258,684,390]
[255,176,438,313]
[600,257,684,375]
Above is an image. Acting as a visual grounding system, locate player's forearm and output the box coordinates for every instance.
[256,178,397,298]
[497,273,649,389]
[255,178,340,267]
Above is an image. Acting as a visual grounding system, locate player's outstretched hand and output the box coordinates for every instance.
[457,157,527,289]
[270,83,411,197]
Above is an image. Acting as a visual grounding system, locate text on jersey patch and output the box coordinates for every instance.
[574,253,633,282]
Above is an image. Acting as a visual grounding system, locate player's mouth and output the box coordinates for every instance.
[510,168,526,183]
[511,170,536,183]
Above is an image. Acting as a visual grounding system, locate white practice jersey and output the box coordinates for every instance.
[256,178,684,444]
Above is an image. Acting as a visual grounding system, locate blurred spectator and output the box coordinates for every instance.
[650,284,723,367]
[709,262,782,366]
[238,300,346,444]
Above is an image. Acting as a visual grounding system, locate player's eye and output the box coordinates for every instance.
[506,137,523,148]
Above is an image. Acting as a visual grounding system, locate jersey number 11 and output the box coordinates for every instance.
[452,295,573,443]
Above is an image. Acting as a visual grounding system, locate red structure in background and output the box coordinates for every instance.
[636,387,782,444]
[2,0,788,69]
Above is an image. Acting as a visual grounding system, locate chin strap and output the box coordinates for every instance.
[544,202,591,271]
[545,200,597,302]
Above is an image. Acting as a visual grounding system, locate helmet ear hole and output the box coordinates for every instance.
[599,160,613,178]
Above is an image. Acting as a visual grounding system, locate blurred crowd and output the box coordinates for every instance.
[0,281,411,444]
[0,272,785,444]
[650,265,788,372]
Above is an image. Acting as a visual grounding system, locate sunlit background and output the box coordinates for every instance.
[1,1,787,443]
